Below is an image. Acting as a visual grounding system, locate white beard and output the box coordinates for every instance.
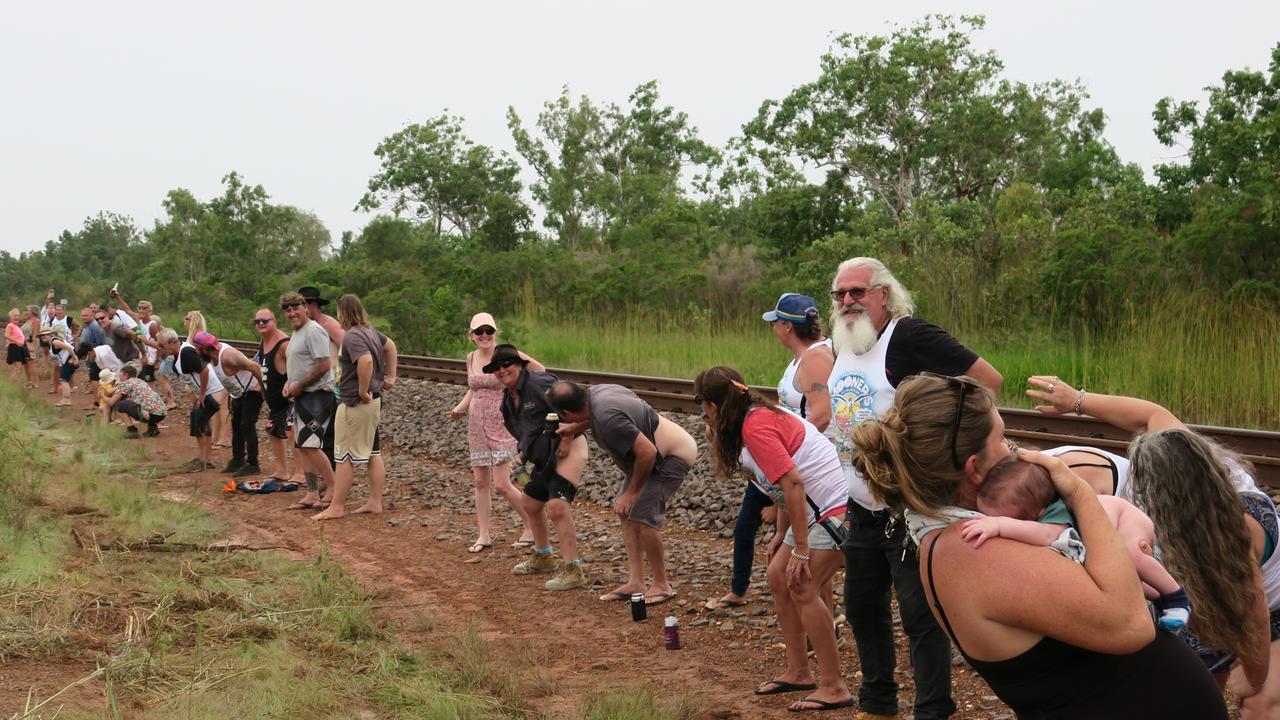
[832,311,879,356]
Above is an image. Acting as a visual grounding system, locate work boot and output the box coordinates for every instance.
[512,552,557,575]
[544,562,587,591]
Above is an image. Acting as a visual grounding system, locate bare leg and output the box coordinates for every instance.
[313,460,353,521]
[472,465,493,545]
[491,461,533,542]
[546,499,578,562]
[781,548,850,710]
[523,496,550,549]
[608,520,647,597]
[637,523,672,596]
[265,433,291,479]
[765,544,817,690]
[1241,639,1280,719]
[352,455,385,514]
[197,434,213,465]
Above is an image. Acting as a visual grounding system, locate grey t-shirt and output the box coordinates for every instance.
[588,384,659,476]
[286,319,334,392]
[338,325,387,405]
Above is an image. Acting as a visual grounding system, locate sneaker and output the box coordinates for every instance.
[125,426,140,438]
[233,464,262,478]
[181,458,207,472]
[544,563,587,591]
[222,460,245,474]
[512,552,557,575]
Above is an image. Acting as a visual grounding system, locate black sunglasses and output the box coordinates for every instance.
[830,286,879,301]
[281,302,303,310]
[919,372,984,470]
[472,325,496,336]
[254,318,272,325]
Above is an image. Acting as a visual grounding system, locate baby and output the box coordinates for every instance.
[963,459,1191,631]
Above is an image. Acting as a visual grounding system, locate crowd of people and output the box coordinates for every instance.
[8,257,1279,718]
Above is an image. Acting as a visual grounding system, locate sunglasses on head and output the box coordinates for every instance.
[918,372,984,470]
[254,318,272,325]
[472,325,496,336]
[281,302,303,310]
[830,285,880,301]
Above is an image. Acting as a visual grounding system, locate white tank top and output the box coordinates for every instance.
[1228,465,1280,610]
[175,341,225,397]
[213,344,259,398]
[778,339,835,435]
[740,409,848,524]
[138,319,157,364]
[1043,445,1130,497]
[827,317,901,510]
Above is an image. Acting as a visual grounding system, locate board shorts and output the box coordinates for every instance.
[620,455,690,530]
[294,390,336,450]
[334,397,381,464]
[189,395,220,437]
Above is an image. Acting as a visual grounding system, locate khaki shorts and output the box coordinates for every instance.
[622,455,689,530]
[334,397,381,464]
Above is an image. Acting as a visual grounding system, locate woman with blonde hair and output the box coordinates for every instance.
[1029,377,1277,716]
[850,373,1225,719]
[448,313,539,552]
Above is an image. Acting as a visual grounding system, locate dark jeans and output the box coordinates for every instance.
[230,390,263,466]
[843,503,955,719]
[731,482,775,596]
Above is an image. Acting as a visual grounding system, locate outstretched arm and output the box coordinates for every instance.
[1027,376,1184,433]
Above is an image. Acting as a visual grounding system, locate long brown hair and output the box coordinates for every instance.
[694,366,785,477]
[851,373,996,517]
[1128,428,1267,664]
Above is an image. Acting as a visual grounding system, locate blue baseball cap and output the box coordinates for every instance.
[762,293,819,323]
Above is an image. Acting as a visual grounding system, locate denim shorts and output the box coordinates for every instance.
[785,521,841,551]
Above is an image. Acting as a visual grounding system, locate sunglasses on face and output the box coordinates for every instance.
[497,358,521,369]
[254,318,272,326]
[919,372,984,470]
[830,286,879,301]
[472,325,496,336]
[281,302,303,310]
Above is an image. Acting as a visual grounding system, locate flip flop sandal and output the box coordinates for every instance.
[705,596,749,610]
[286,500,320,510]
[755,680,818,696]
[511,539,535,549]
[786,696,854,713]
[467,542,492,553]
[644,591,677,605]
[598,590,633,602]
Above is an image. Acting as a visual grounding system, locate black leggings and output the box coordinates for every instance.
[230,391,263,466]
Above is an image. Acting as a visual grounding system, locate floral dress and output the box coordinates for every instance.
[466,353,516,467]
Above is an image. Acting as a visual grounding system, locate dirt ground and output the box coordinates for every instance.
[4,386,1018,720]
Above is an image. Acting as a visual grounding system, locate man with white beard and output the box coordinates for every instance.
[827,257,1000,720]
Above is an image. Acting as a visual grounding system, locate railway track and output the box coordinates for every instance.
[224,340,1280,487]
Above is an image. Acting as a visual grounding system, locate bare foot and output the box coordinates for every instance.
[351,504,383,515]
[311,507,346,521]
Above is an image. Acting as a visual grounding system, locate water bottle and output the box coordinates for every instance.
[664,616,681,650]
[630,593,647,622]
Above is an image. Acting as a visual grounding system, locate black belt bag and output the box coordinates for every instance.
[806,495,849,546]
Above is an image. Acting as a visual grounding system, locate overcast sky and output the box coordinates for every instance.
[2,1,1276,256]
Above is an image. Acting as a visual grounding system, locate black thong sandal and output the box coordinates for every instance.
[754,679,817,696]
[786,696,854,713]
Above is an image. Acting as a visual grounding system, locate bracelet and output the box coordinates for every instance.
[791,552,811,562]
[1073,389,1086,416]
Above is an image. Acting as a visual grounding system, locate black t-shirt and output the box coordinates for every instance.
[499,369,559,458]
[178,346,204,376]
[884,317,979,387]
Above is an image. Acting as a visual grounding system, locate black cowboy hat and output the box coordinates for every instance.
[297,286,329,306]
[482,344,527,374]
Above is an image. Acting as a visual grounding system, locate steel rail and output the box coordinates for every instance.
[223,340,1280,487]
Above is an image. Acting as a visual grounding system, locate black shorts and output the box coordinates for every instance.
[58,363,77,383]
[524,472,578,504]
[139,364,156,382]
[189,395,220,437]
[266,404,289,439]
[117,398,142,422]
[6,344,29,365]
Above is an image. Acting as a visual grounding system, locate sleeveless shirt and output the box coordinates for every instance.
[1043,445,1130,497]
[778,338,835,438]
[174,341,225,397]
[212,344,259,399]
[256,338,289,411]
[827,318,901,510]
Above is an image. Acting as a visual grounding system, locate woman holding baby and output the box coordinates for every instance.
[851,372,1227,718]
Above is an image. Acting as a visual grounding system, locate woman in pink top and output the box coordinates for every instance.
[6,308,35,387]
[696,365,853,713]
[448,313,542,552]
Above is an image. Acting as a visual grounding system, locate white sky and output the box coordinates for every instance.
[2,0,1276,255]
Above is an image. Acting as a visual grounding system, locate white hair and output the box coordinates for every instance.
[157,328,179,344]
[833,257,915,319]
